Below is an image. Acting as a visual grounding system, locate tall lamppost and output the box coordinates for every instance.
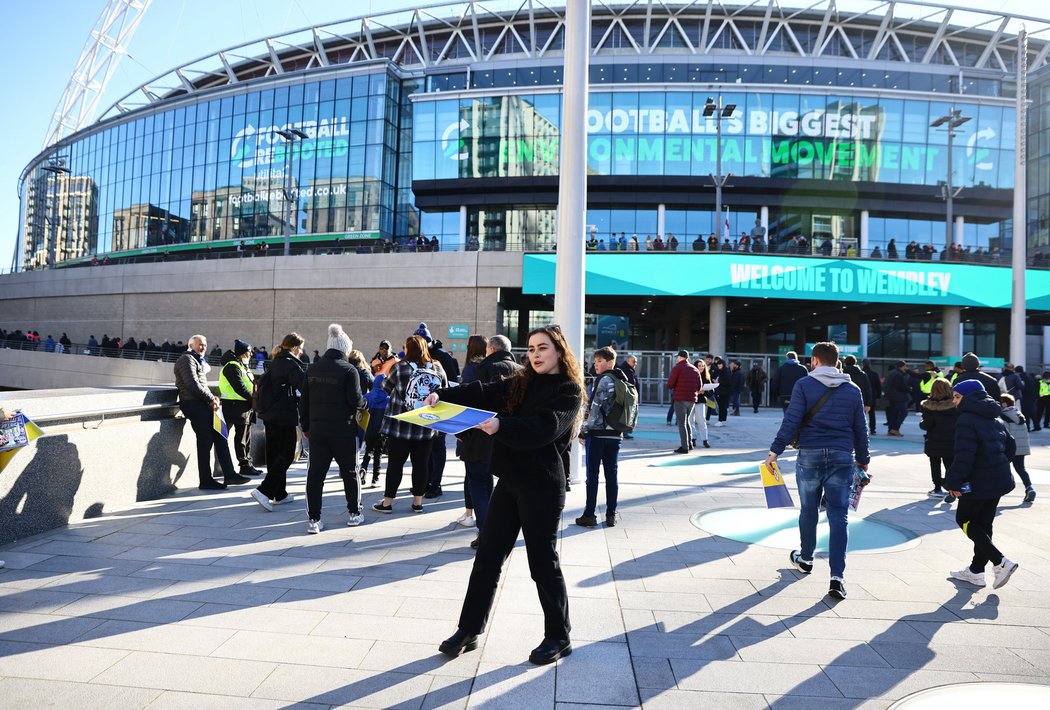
[930,108,971,248]
[274,128,308,256]
[41,160,70,268]
[704,97,736,241]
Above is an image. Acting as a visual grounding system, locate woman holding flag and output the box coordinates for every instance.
[427,325,584,666]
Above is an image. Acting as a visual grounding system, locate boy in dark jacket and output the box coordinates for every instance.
[944,380,1019,589]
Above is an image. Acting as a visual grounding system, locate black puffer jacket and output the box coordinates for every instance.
[263,349,307,426]
[944,391,1016,499]
[299,349,366,437]
[953,368,1002,401]
[918,397,958,457]
[174,350,214,404]
[439,372,582,487]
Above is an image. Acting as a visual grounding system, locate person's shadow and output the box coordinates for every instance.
[135,418,189,501]
[0,435,84,542]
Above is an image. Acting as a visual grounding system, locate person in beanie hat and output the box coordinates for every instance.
[954,353,1002,400]
[944,378,1019,589]
[371,340,397,376]
[219,339,262,478]
[414,323,433,343]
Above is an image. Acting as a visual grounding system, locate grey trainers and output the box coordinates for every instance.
[790,550,813,574]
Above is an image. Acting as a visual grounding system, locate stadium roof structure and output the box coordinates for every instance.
[90,0,1050,120]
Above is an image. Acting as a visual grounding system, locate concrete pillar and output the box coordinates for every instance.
[458,205,468,249]
[657,204,666,238]
[995,312,1011,359]
[1043,326,1050,369]
[859,323,869,358]
[954,215,964,246]
[678,308,691,349]
[709,297,727,357]
[859,209,869,256]
[846,314,860,345]
[942,306,961,358]
[760,206,769,230]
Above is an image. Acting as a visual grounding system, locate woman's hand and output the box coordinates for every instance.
[423,392,440,407]
[475,417,500,435]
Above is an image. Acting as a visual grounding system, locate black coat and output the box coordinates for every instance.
[918,397,958,457]
[475,350,521,383]
[863,366,883,400]
[944,391,1016,499]
[299,349,366,437]
[883,368,911,404]
[431,346,461,383]
[617,361,638,388]
[772,361,808,399]
[263,350,307,426]
[440,373,582,487]
[953,369,1002,401]
[456,350,523,462]
[844,364,873,407]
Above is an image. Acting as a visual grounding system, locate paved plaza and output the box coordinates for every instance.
[2,404,1050,708]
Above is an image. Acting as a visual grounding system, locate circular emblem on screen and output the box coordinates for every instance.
[419,413,440,421]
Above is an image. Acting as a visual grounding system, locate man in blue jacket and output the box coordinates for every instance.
[771,351,808,411]
[765,342,869,600]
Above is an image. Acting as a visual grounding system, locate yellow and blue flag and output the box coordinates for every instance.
[391,402,496,436]
[0,412,45,473]
[760,461,794,508]
[213,409,229,439]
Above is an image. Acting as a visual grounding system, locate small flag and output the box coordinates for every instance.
[355,407,370,432]
[0,412,45,473]
[390,402,496,435]
[760,461,794,508]
[213,408,229,439]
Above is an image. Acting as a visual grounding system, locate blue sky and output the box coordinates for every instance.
[0,0,1045,270]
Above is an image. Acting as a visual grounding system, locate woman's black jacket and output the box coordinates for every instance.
[265,350,307,427]
[918,397,959,458]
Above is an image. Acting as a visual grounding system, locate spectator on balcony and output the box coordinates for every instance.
[820,238,833,256]
[752,234,766,252]
[466,234,480,251]
[644,235,653,250]
[653,235,665,251]
[692,234,705,251]
[618,233,628,251]
[44,335,55,353]
[59,333,71,352]
[667,233,679,252]
[628,234,639,251]
[707,233,718,251]
[739,232,750,251]
[722,237,732,252]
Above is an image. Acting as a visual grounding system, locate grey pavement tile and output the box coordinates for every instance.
[199,552,323,571]
[95,532,207,551]
[251,662,436,708]
[237,567,359,593]
[0,639,129,682]
[829,600,961,622]
[40,573,170,598]
[147,690,330,709]
[0,677,160,709]
[129,561,251,583]
[869,640,1042,675]
[617,591,713,613]
[180,603,327,634]
[626,631,737,661]
[360,639,481,678]
[638,688,768,709]
[0,611,105,644]
[211,629,374,667]
[149,580,288,606]
[24,555,149,575]
[787,616,930,644]
[113,546,228,566]
[765,695,893,709]
[0,551,54,569]
[651,610,788,638]
[396,595,464,622]
[632,657,676,690]
[702,593,834,618]
[311,610,455,645]
[556,641,639,705]
[274,587,406,616]
[670,659,842,696]
[29,540,132,559]
[565,597,627,641]
[93,650,276,695]
[0,588,85,614]
[732,636,891,667]
[73,619,236,655]
[465,662,555,710]
[50,593,203,624]
[907,620,1050,649]
[0,567,72,591]
[415,674,474,710]
[997,647,1050,674]
[822,666,980,700]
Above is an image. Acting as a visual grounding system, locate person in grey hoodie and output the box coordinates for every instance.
[1000,394,1036,503]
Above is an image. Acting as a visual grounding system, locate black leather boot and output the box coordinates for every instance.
[439,629,479,657]
[529,638,572,665]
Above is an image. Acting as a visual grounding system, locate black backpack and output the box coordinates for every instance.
[252,368,279,420]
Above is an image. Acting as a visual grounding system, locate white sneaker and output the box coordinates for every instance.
[992,558,1019,589]
[307,519,324,534]
[347,513,364,527]
[250,488,274,512]
[272,494,296,506]
[455,513,476,528]
[713,421,726,428]
[950,567,987,587]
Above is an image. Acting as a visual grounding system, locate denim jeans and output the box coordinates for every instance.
[465,459,494,531]
[796,448,854,579]
[584,436,621,516]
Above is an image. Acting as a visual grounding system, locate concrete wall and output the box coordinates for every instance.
[0,387,202,545]
[0,348,186,390]
[0,251,521,363]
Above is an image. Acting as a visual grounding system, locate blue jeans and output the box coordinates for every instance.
[796,448,854,579]
[584,436,621,516]
[731,391,741,414]
[465,459,494,531]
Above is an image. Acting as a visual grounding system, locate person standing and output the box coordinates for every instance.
[299,324,367,534]
[668,350,700,454]
[842,356,873,422]
[765,341,869,600]
[453,335,489,531]
[862,359,882,435]
[219,339,263,478]
[425,338,461,499]
[746,361,767,413]
[999,394,1036,503]
[432,325,584,665]
[729,360,745,416]
[944,380,1019,589]
[1017,366,1038,431]
[883,361,912,436]
[1036,371,1050,431]
[250,333,307,511]
[771,351,808,411]
[370,340,397,376]
[692,358,713,448]
[174,335,248,490]
[617,354,639,440]
[918,361,945,402]
[575,347,625,528]
[954,353,1002,401]
[919,378,958,497]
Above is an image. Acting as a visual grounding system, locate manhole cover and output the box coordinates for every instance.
[889,682,1050,708]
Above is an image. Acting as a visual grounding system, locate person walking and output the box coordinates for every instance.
[765,341,869,600]
[668,350,700,454]
[712,357,732,426]
[1017,366,1038,431]
[862,358,883,435]
[842,355,873,423]
[944,380,1019,589]
[372,335,447,514]
[575,346,625,528]
[746,361,767,413]
[617,354,639,439]
[1000,394,1036,503]
[250,333,307,511]
[771,351,808,411]
[1037,372,1050,431]
[919,378,958,497]
[883,360,912,436]
[298,325,367,533]
[219,339,263,478]
[431,325,584,665]
[453,335,489,531]
[174,335,247,490]
[954,353,1002,400]
[729,360,745,416]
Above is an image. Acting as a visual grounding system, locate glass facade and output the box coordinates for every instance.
[1029,67,1050,254]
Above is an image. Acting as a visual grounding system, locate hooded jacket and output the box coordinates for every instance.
[298,349,366,437]
[918,397,958,457]
[770,366,869,463]
[1000,407,1031,456]
[943,390,1016,499]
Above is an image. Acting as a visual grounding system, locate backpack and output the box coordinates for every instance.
[252,368,279,420]
[403,362,444,411]
[598,369,639,434]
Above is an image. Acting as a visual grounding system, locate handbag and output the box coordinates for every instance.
[789,386,836,449]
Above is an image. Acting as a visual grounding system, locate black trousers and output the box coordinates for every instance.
[384,437,433,498]
[1038,397,1050,429]
[956,496,1004,572]
[305,432,360,520]
[458,474,569,640]
[221,400,254,469]
[868,407,877,433]
[427,433,447,489]
[750,387,762,412]
[928,455,953,489]
[716,392,730,422]
[258,422,297,500]
[180,399,236,485]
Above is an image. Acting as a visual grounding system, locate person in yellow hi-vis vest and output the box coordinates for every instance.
[220,339,262,477]
[949,361,964,386]
[1036,372,1050,432]
[919,361,946,400]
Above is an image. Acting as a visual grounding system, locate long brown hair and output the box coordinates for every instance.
[506,326,585,424]
[465,334,487,363]
[403,335,432,366]
[273,332,304,359]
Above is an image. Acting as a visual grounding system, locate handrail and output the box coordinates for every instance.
[30,402,180,426]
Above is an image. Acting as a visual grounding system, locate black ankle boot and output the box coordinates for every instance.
[439,629,479,657]
[529,638,572,665]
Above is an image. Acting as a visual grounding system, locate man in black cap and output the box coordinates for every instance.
[219,339,262,477]
[371,340,396,375]
[954,352,1002,401]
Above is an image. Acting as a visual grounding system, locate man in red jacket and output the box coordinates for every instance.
[667,349,701,454]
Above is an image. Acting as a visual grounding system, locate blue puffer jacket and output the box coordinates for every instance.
[770,368,870,464]
[944,391,1016,499]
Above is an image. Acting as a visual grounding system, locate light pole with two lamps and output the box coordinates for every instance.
[704,96,736,242]
[274,128,309,256]
[929,108,971,249]
[41,159,71,268]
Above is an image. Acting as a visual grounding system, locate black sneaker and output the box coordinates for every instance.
[225,473,253,485]
[424,486,443,499]
[371,502,393,514]
[790,550,813,575]
[702,440,711,448]
[828,579,847,600]
[1025,487,1037,503]
[605,513,616,527]
[673,447,689,454]
[411,503,425,513]
[575,514,598,528]
[944,493,955,505]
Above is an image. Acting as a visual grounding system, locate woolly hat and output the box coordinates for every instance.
[234,339,251,357]
[962,353,981,370]
[952,379,985,397]
[327,324,353,354]
[413,322,433,343]
[677,349,689,358]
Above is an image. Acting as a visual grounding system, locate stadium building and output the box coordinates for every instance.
[11,0,1050,363]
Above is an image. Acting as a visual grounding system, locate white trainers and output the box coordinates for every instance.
[272,494,296,506]
[347,513,364,527]
[950,567,987,587]
[713,421,726,428]
[250,489,274,512]
[992,558,1019,589]
[307,519,324,534]
[455,513,476,528]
